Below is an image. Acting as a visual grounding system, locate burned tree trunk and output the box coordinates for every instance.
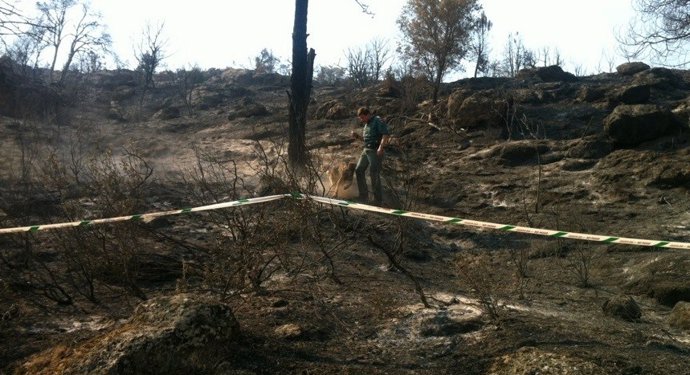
[288,0,315,171]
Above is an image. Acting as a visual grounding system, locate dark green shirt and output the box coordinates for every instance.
[362,116,389,149]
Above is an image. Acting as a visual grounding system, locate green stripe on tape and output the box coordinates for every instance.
[391,210,407,215]
[447,218,462,223]
[551,231,568,237]
[500,225,515,231]
[130,215,142,221]
[30,226,39,232]
[79,220,91,226]
[654,241,669,247]
[181,208,192,213]
[603,237,619,243]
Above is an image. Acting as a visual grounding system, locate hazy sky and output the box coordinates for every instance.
[13,0,637,77]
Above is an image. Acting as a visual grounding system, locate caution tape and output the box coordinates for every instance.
[0,194,289,235]
[1,193,689,250]
[307,195,690,250]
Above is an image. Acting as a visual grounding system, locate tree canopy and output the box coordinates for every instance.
[397,0,482,102]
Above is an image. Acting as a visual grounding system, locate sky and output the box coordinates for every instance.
[10,0,637,78]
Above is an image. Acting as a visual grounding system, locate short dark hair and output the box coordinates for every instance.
[357,107,370,116]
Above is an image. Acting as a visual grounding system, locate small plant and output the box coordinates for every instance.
[510,246,530,279]
[174,66,205,115]
[563,243,596,288]
[456,252,502,321]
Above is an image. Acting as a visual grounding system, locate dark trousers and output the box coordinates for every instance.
[355,148,383,204]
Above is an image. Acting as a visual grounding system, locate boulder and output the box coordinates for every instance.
[153,106,181,120]
[616,62,650,76]
[576,85,607,102]
[634,67,685,90]
[226,98,269,120]
[447,89,506,130]
[603,104,677,147]
[312,99,350,120]
[668,301,690,330]
[516,65,577,82]
[602,295,641,321]
[18,294,240,375]
[614,84,651,104]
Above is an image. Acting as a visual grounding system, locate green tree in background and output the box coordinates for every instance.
[397,0,482,103]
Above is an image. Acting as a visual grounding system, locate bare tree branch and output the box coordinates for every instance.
[619,0,690,67]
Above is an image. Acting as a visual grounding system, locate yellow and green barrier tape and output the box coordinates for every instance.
[1,193,689,250]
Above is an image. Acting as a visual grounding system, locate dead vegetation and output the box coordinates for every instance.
[1,64,690,374]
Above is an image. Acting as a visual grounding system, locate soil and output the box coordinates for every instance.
[1,66,690,374]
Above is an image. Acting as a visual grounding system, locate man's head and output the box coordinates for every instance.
[357,106,371,123]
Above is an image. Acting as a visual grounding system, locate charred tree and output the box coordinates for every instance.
[287,0,315,171]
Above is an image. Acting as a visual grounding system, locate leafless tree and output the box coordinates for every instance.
[470,11,491,77]
[501,32,535,77]
[345,46,371,87]
[134,21,168,89]
[397,0,482,103]
[0,0,32,43]
[174,65,205,115]
[572,63,588,77]
[34,0,109,82]
[536,46,562,67]
[6,24,48,76]
[57,3,110,83]
[254,48,280,74]
[620,0,690,66]
[602,49,617,73]
[36,0,74,78]
[368,38,390,81]
[345,38,390,87]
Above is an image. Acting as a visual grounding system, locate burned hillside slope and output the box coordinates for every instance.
[1,62,690,374]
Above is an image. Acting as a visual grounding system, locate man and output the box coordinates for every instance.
[351,107,390,206]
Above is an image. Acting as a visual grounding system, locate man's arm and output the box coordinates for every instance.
[377,134,390,156]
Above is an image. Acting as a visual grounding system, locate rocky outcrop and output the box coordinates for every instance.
[226,97,269,120]
[603,104,678,147]
[612,84,651,105]
[446,89,507,130]
[516,65,578,82]
[18,294,240,375]
[616,62,650,76]
[312,99,351,120]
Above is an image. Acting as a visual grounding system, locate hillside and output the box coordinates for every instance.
[1,60,690,374]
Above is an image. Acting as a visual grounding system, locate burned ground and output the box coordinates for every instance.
[1,64,690,374]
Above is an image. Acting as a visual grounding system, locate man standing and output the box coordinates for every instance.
[351,107,390,206]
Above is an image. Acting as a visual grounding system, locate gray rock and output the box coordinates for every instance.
[616,62,650,76]
[668,302,690,330]
[602,295,641,321]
